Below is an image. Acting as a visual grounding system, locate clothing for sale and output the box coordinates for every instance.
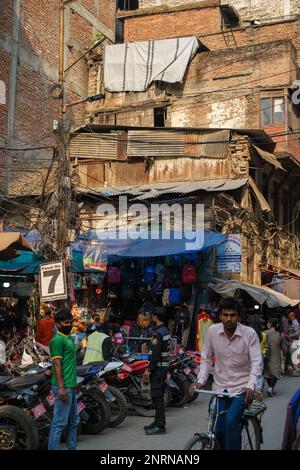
[50,332,77,388]
[35,316,55,347]
[149,324,171,370]
[83,330,112,364]
[196,311,213,351]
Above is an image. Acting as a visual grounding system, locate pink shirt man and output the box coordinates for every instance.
[197,322,262,393]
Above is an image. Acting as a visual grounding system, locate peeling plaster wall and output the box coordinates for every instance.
[206,97,247,129]
[220,0,299,22]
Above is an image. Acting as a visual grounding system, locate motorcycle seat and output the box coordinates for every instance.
[0,375,14,387]
[5,373,45,390]
[77,361,108,376]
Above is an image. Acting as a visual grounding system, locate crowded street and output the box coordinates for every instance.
[77,376,300,451]
[1,0,300,455]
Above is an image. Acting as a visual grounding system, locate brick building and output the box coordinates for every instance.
[69,0,300,286]
[0,0,116,195]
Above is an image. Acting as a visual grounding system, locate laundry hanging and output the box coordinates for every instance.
[104,36,200,92]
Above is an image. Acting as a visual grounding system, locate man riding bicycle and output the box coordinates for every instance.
[193,297,262,450]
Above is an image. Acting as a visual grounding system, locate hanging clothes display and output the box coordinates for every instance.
[196,308,213,352]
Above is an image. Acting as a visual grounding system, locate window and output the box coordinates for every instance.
[154,108,166,127]
[117,0,139,10]
[261,97,285,126]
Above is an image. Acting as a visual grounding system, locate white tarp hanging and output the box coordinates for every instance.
[208,278,300,308]
[104,36,199,92]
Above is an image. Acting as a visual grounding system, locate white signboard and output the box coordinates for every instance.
[39,260,67,301]
[217,234,242,273]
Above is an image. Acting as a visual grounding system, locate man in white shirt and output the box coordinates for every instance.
[193,297,262,450]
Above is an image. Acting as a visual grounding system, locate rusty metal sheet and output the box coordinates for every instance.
[69,133,119,160]
[184,129,230,158]
[127,130,185,158]
[107,161,149,187]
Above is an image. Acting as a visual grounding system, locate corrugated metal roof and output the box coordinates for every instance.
[127,130,186,158]
[94,179,248,199]
[184,129,230,159]
[69,133,120,161]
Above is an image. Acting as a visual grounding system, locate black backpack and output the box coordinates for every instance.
[122,284,135,300]
[164,265,182,288]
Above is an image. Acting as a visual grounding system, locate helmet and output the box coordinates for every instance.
[114,332,125,345]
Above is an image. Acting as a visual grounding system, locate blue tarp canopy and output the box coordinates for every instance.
[0,229,225,273]
[74,229,225,258]
[0,251,45,274]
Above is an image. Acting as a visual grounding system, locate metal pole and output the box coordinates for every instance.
[59,1,65,123]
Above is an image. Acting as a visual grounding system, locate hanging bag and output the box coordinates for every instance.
[182,264,197,284]
[162,289,170,306]
[107,266,121,284]
[169,288,181,306]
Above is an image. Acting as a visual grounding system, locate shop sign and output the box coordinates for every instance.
[216,234,242,273]
[39,260,67,301]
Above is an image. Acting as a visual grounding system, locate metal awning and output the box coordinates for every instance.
[268,265,300,281]
[209,278,300,308]
[94,179,248,199]
[248,176,271,213]
[251,145,286,171]
[0,233,33,261]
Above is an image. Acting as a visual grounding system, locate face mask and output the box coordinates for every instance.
[58,324,73,335]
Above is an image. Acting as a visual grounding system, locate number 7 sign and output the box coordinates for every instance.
[39,260,68,301]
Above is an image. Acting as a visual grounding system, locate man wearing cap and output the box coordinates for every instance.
[48,310,79,451]
[129,302,153,354]
[143,307,171,435]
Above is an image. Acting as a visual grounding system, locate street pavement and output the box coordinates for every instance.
[77,376,300,451]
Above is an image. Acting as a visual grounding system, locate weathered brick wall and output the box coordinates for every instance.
[0,0,116,195]
[139,0,300,21]
[123,5,297,51]
[124,6,221,41]
[220,0,299,22]
[99,0,117,31]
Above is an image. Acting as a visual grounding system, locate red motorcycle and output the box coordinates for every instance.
[106,357,173,417]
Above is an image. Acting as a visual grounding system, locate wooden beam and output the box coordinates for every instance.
[70,3,115,43]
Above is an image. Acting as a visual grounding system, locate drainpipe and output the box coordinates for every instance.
[6,0,21,194]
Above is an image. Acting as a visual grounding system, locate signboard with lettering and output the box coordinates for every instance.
[39,260,67,301]
[217,234,242,273]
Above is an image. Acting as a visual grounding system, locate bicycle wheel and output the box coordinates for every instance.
[241,417,261,450]
[184,435,218,450]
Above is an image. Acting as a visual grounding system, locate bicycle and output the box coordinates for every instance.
[184,390,267,450]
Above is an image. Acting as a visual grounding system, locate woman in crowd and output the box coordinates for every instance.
[281,311,300,374]
[264,318,287,397]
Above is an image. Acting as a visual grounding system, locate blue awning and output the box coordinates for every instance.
[0,230,225,273]
[74,229,225,258]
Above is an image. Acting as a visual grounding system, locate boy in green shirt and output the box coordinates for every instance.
[48,310,79,450]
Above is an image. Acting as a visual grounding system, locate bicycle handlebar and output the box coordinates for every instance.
[196,389,244,398]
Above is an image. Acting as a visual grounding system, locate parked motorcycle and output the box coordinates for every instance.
[106,356,177,417]
[0,404,39,450]
[95,361,129,427]
[168,356,198,407]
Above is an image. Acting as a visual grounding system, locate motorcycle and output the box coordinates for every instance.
[168,355,198,407]
[106,355,178,417]
[95,361,129,428]
[0,403,39,450]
